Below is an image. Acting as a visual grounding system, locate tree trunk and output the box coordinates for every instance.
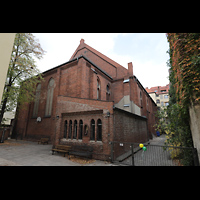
[0,81,12,125]
[0,96,8,125]
[0,54,15,125]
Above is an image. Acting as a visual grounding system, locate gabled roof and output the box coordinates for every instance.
[80,55,113,80]
[70,39,128,76]
[146,84,169,95]
[42,54,113,80]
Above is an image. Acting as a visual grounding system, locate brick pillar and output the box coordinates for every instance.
[77,122,80,140]
[128,62,133,76]
[54,116,62,146]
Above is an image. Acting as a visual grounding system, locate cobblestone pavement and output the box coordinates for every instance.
[0,139,116,166]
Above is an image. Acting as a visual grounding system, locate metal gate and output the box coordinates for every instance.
[111,141,199,166]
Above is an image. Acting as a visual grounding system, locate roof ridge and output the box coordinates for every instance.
[70,39,128,71]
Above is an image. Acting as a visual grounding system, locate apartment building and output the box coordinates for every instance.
[146,84,169,110]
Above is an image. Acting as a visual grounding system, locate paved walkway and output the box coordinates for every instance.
[121,134,179,166]
[0,139,115,166]
[0,135,168,166]
[149,134,167,145]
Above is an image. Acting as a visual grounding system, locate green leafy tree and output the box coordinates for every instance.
[0,33,45,125]
[154,107,168,135]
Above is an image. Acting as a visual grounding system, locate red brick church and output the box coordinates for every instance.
[13,39,157,160]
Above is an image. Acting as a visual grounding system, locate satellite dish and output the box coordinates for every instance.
[37,117,41,122]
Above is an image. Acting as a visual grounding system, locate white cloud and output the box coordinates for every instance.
[133,60,169,88]
[106,52,132,68]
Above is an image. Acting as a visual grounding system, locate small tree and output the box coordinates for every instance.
[154,107,168,135]
[0,33,45,125]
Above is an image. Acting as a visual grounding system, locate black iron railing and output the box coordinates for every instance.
[111,141,199,166]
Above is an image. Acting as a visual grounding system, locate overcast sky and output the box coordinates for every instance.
[33,33,170,88]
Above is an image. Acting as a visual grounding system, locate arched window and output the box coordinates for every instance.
[106,84,110,101]
[79,120,83,139]
[97,119,102,141]
[73,120,77,139]
[97,77,101,100]
[33,84,41,117]
[140,91,143,107]
[45,78,54,116]
[64,120,67,138]
[90,119,95,140]
[68,120,72,139]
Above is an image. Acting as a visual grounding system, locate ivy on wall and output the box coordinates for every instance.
[166,33,200,147]
[155,33,200,164]
[167,33,200,107]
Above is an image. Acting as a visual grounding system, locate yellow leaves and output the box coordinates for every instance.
[195,97,200,102]
[69,155,95,165]
[192,79,200,83]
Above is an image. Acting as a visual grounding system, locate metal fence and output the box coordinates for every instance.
[111,141,199,166]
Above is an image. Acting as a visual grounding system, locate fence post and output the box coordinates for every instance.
[192,148,200,166]
[131,144,134,166]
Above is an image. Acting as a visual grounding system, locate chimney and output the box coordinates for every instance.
[128,62,133,76]
[80,39,85,44]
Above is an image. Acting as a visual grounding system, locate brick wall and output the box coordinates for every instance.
[71,40,128,79]
[113,108,148,143]
[54,96,114,161]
